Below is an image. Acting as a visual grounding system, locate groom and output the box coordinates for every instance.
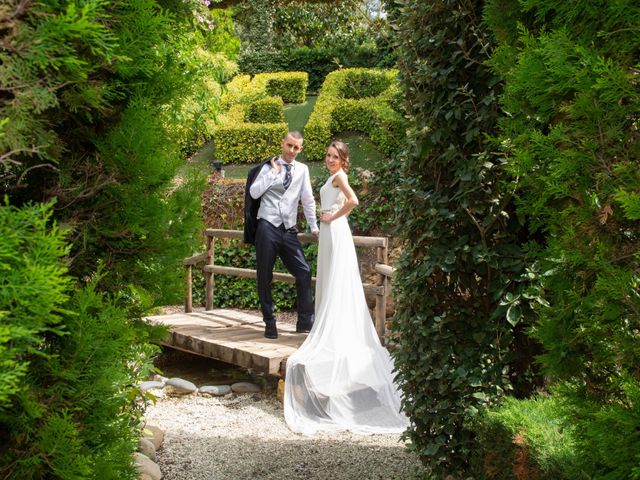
[249,131,320,339]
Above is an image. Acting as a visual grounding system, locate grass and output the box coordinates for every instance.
[219,95,386,181]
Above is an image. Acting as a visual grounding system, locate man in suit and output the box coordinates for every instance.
[249,131,319,339]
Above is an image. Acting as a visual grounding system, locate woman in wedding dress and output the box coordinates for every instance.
[284,140,409,435]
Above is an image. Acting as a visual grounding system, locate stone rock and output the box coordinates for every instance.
[140,474,154,480]
[138,437,157,462]
[142,425,165,450]
[199,385,232,396]
[152,374,168,383]
[133,452,162,480]
[164,377,197,395]
[140,381,165,391]
[231,381,261,394]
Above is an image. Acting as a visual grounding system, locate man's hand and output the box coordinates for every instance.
[312,228,320,238]
[270,157,281,174]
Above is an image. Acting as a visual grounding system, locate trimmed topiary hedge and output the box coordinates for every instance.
[211,122,288,164]
[244,96,285,124]
[253,71,308,104]
[303,68,406,160]
[212,72,307,163]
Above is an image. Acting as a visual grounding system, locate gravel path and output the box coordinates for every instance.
[145,393,422,480]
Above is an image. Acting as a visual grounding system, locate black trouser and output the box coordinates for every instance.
[255,219,313,326]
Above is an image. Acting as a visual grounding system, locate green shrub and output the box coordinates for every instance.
[245,96,285,124]
[0,0,223,306]
[339,69,392,99]
[0,201,159,479]
[304,68,406,160]
[471,395,583,479]
[238,45,396,92]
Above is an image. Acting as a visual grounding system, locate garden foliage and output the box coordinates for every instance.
[0,202,159,479]
[385,0,533,476]
[0,1,235,477]
[304,68,406,160]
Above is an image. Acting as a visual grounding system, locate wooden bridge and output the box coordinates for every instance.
[144,228,395,376]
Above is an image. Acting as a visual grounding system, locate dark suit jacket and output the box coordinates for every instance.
[243,158,274,244]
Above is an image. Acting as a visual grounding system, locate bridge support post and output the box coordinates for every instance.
[375,239,388,340]
[185,264,193,313]
[205,236,215,310]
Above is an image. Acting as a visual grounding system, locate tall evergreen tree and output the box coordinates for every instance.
[0,0,235,304]
[484,0,640,476]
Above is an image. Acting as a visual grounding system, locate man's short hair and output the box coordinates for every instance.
[287,131,303,140]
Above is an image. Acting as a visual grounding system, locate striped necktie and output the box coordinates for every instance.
[283,163,292,190]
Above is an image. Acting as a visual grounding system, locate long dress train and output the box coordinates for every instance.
[284,170,409,435]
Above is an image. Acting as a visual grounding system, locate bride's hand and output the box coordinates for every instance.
[320,212,333,223]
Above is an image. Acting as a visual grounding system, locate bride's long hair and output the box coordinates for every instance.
[328,140,350,173]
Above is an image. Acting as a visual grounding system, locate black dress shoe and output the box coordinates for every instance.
[295,322,313,333]
[264,323,278,339]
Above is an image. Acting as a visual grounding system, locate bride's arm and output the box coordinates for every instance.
[320,174,359,223]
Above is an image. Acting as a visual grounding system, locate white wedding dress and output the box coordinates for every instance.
[284,170,409,435]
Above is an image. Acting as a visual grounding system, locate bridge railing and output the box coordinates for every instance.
[183,228,396,338]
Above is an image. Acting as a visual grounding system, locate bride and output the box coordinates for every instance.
[284,140,409,435]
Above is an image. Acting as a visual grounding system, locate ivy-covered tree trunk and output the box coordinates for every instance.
[385,0,534,475]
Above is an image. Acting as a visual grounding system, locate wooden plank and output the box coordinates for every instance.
[203,228,388,248]
[183,252,208,266]
[375,263,396,278]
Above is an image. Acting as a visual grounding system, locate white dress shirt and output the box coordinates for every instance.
[249,158,318,232]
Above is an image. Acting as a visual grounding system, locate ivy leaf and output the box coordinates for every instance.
[506,304,522,326]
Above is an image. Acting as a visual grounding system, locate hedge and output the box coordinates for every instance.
[244,96,285,124]
[211,122,287,164]
[253,72,308,104]
[303,68,406,160]
[212,71,307,163]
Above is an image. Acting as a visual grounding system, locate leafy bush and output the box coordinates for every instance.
[0,0,227,305]
[238,44,394,92]
[233,1,396,91]
[0,201,159,479]
[211,122,287,164]
[304,68,406,160]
